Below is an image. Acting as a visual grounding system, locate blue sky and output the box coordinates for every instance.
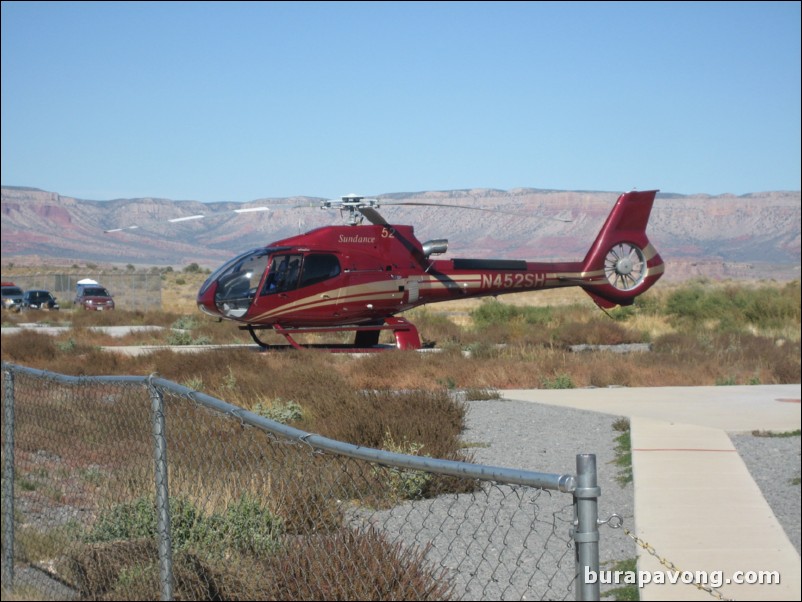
[2,1,800,203]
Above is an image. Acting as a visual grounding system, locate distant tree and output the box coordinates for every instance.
[184,262,201,273]
[126,264,135,271]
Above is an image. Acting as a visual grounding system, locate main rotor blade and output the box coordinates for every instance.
[379,201,573,222]
[104,206,270,233]
[358,207,389,226]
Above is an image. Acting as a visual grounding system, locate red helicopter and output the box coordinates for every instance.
[187,189,664,351]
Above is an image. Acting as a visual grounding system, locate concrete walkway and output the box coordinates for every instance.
[503,385,801,601]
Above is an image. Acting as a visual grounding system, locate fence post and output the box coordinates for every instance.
[2,367,15,590]
[148,377,174,601]
[574,453,601,601]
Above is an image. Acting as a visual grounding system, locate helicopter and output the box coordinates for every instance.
[176,189,665,351]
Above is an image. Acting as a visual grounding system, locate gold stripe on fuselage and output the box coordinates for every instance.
[251,280,405,321]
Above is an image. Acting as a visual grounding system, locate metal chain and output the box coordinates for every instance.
[622,527,734,601]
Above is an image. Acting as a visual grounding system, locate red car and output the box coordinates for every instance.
[74,286,115,311]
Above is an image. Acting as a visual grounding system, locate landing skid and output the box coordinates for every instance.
[243,317,422,352]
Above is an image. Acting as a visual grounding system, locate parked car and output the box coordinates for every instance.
[75,278,100,297]
[74,286,115,311]
[1,282,24,311]
[22,289,60,310]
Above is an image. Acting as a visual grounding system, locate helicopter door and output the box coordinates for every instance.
[262,254,302,295]
[261,253,343,321]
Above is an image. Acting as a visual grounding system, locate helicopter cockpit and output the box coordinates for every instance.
[198,246,344,320]
[198,247,275,318]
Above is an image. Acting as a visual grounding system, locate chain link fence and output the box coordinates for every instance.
[6,272,162,311]
[2,362,602,601]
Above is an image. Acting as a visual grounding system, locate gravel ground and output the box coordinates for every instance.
[455,396,801,598]
[354,397,636,600]
[460,398,637,599]
[730,431,801,554]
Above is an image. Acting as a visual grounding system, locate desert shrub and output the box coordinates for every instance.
[741,281,801,330]
[410,308,464,345]
[470,299,518,327]
[70,528,452,600]
[253,398,305,424]
[612,418,633,486]
[552,318,639,346]
[86,497,157,543]
[166,329,211,345]
[167,329,194,345]
[67,527,452,601]
[87,494,283,557]
[308,387,467,460]
[645,330,801,385]
[1,331,63,362]
[542,374,575,389]
[471,299,552,328]
[256,527,453,600]
[464,341,502,359]
[62,539,162,599]
[665,280,801,334]
[65,539,258,600]
[608,304,638,321]
[627,289,663,319]
[166,315,213,345]
[216,495,285,555]
[379,430,433,501]
[172,315,199,330]
[463,387,501,400]
[664,283,719,323]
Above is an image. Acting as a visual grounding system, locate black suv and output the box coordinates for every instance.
[23,289,60,310]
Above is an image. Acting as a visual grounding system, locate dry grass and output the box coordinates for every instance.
[3,280,799,389]
[3,277,799,600]
[63,527,453,601]
[159,271,209,314]
[9,375,459,600]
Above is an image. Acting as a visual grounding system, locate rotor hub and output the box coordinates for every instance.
[615,257,634,276]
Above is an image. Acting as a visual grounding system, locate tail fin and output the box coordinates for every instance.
[581,190,664,308]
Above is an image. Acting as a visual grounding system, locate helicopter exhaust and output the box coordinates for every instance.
[422,239,449,258]
[579,190,664,308]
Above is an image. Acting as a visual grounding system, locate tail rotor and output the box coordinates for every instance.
[581,190,664,308]
[604,242,647,291]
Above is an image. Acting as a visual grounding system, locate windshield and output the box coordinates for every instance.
[2,287,23,296]
[208,248,271,318]
[83,287,110,297]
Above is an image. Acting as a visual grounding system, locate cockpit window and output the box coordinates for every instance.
[262,254,302,294]
[262,253,340,294]
[300,254,341,287]
[208,248,271,318]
